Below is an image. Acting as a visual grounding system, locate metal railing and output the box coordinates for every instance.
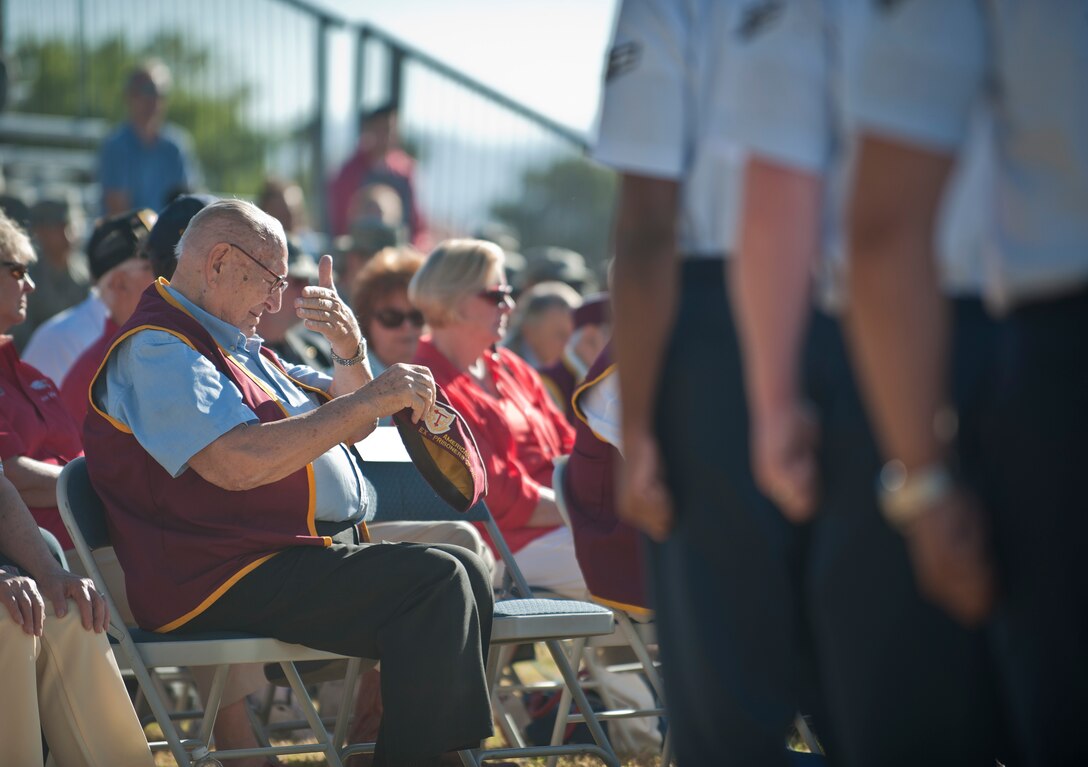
[0,0,615,270]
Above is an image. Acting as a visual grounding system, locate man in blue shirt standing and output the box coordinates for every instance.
[98,60,200,216]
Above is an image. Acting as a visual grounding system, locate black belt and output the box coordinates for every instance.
[315,517,366,545]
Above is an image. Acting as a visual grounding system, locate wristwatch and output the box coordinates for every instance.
[330,338,368,367]
[877,460,954,531]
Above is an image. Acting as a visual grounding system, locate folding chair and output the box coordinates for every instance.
[551,455,670,765]
[338,457,621,767]
[57,457,363,767]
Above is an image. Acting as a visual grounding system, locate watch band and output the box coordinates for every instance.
[877,460,954,531]
[330,338,368,367]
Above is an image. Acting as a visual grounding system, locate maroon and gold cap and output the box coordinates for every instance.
[392,385,488,513]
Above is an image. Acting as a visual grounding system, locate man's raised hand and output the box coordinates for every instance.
[296,254,362,357]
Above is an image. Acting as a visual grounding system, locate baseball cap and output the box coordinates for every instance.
[87,209,157,281]
[392,386,488,513]
[145,194,218,279]
[522,246,594,293]
[572,292,611,329]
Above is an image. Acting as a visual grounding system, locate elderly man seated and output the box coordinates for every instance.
[82,199,494,767]
[0,465,153,767]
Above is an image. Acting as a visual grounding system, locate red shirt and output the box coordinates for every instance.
[413,338,575,554]
[0,338,84,548]
[60,317,120,429]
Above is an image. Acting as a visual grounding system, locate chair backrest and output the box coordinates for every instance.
[38,526,70,569]
[57,457,130,640]
[363,460,489,525]
[361,460,536,598]
[57,457,112,550]
[551,455,573,528]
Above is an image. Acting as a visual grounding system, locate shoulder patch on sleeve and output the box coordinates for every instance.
[605,40,642,82]
[737,0,784,39]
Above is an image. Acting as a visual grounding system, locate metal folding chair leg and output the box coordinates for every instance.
[278,661,345,767]
[615,612,665,702]
[196,665,229,747]
[543,638,620,767]
[332,657,365,749]
[546,637,587,767]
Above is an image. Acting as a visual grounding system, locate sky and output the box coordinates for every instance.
[312,0,619,137]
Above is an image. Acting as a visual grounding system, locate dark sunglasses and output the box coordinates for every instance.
[373,307,425,329]
[0,260,29,281]
[477,285,514,306]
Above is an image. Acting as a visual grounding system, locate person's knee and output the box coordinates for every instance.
[441,523,490,560]
[398,546,475,597]
[429,544,493,600]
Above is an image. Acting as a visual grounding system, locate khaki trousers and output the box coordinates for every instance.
[0,603,153,767]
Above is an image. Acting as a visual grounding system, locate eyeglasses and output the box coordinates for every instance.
[0,261,29,281]
[227,242,288,295]
[373,307,425,329]
[477,285,514,306]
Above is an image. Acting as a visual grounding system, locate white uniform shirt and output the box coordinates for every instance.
[579,368,622,452]
[22,292,109,387]
[593,0,745,258]
[723,0,993,309]
[846,0,1088,308]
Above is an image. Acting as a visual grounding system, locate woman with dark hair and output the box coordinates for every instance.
[351,245,426,378]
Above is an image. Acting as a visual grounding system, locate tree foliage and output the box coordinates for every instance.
[12,31,270,194]
[491,155,617,273]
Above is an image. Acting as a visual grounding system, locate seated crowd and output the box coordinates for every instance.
[0,175,626,766]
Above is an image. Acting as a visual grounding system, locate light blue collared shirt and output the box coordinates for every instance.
[98,283,366,522]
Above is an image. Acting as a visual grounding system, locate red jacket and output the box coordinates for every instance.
[413,338,574,554]
[0,338,83,548]
[83,281,332,631]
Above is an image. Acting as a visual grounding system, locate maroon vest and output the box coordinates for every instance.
[83,280,332,631]
[564,344,649,614]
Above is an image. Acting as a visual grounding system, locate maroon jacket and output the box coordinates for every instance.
[565,344,649,614]
[83,280,332,631]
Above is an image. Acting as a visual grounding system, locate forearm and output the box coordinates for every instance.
[847,234,948,468]
[2,456,63,508]
[611,174,681,446]
[847,136,953,471]
[328,348,374,398]
[733,158,819,417]
[0,476,66,581]
[189,388,381,490]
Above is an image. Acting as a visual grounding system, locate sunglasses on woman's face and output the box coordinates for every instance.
[477,285,514,306]
[373,307,425,329]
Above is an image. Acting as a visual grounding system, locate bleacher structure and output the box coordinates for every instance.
[0,0,611,265]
